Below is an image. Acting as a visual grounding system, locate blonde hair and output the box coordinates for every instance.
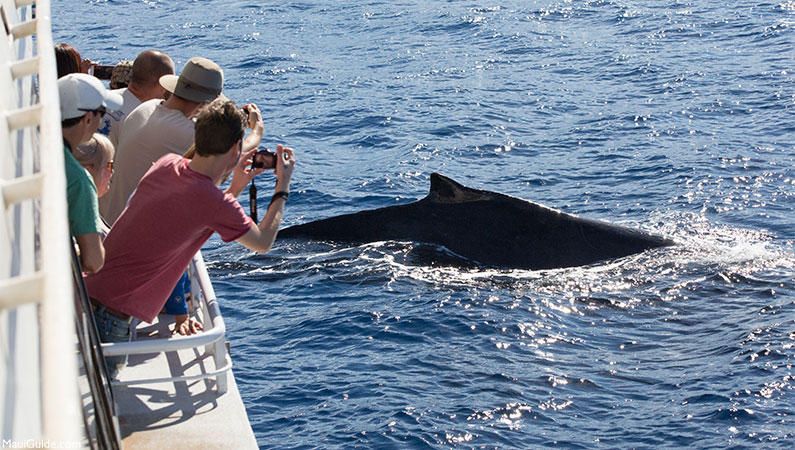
[75,133,114,171]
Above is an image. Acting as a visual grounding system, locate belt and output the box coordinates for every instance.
[89,297,132,323]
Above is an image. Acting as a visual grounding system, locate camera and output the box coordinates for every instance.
[91,64,115,80]
[252,149,276,170]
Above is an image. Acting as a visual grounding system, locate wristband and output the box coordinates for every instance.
[269,191,289,206]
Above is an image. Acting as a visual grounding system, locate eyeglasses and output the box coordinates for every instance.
[78,105,107,118]
[107,159,114,171]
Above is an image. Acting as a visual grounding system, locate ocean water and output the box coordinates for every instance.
[53,0,795,448]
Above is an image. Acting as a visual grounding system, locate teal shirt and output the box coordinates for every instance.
[64,143,102,236]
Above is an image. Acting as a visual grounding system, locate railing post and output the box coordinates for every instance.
[214,339,228,394]
[191,253,229,393]
[190,258,214,357]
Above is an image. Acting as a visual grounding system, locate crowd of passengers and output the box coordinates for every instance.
[57,45,296,379]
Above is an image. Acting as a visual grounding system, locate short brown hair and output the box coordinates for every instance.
[61,115,84,129]
[193,99,245,157]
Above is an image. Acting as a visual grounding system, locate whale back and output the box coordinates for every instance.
[279,173,674,269]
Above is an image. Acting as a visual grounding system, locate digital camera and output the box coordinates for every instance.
[92,64,115,80]
[252,149,276,170]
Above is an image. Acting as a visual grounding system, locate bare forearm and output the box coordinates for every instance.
[243,131,262,153]
[225,178,248,198]
[76,233,105,274]
[256,196,287,251]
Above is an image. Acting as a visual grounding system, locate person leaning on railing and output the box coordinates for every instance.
[83,98,295,379]
[59,74,123,274]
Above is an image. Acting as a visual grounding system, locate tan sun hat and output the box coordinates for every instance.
[159,57,223,103]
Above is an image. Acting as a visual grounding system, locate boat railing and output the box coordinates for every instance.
[101,251,232,393]
[1,0,84,444]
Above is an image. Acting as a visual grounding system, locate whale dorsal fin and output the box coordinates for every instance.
[428,173,491,203]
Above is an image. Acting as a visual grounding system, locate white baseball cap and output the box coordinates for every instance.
[58,73,123,120]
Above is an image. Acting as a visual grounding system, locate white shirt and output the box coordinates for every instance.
[97,88,142,149]
[99,99,195,224]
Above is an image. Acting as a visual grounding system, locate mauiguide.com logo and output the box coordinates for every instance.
[2,440,81,449]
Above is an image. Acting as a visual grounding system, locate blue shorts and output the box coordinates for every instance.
[163,271,191,315]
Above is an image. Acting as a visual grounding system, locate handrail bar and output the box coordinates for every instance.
[101,251,231,392]
[100,311,225,357]
[109,355,232,387]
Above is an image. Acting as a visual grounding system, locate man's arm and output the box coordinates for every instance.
[241,103,264,153]
[236,145,295,253]
[75,232,105,273]
[225,103,266,197]
[236,193,286,253]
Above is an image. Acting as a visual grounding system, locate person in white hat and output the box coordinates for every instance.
[59,73,123,274]
[100,57,225,225]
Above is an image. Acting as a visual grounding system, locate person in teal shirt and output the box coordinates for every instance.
[64,142,102,235]
[59,73,122,273]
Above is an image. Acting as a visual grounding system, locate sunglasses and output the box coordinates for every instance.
[107,159,114,171]
[78,105,107,118]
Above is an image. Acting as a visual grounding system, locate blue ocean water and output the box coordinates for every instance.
[54,1,795,448]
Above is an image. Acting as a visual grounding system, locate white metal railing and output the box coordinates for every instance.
[101,251,232,393]
[1,0,83,445]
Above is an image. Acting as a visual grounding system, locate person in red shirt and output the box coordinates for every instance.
[85,98,295,378]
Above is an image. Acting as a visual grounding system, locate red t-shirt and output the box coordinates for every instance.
[85,154,253,322]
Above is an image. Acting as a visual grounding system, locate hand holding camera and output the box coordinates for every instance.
[248,145,295,183]
[245,145,295,222]
[241,104,287,173]
[274,144,295,187]
[251,146,294,175]
[240,103,263,134]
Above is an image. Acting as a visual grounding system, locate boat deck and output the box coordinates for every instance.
[114,316,258,449]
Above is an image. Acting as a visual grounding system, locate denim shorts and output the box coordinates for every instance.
[92,305,132,380]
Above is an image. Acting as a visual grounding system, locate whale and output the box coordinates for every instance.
[278,173,675,270]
